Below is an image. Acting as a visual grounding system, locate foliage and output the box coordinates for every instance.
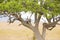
[0,0,40,13]
[43,0,60,19]
[0,0,60,18]
[0,0,60,40]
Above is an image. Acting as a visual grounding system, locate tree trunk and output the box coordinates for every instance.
[42,26,46,40]
[33,28,44,40]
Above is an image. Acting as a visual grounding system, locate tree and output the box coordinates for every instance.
[0,0,60,40]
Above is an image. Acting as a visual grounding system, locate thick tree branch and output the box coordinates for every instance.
[44,16,60,30]
[35,13,38,28]
[20,20,34,30]
[11,13,34,30]
[35,13,41,28]
[42,26,46,40]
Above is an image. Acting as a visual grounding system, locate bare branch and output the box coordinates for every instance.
[34,13,41,28]
[35,13,37,24]
[16,13,34,30]
[43,16,60,30]
[8,12,34,30]
[37,14,41,22]
[35,13,39,28]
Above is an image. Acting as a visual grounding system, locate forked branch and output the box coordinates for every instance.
[8,13,34,30]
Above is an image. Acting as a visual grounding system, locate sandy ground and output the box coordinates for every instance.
[0,22,60,40]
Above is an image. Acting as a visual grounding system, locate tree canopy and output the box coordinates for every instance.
[0,0,60,19]
[0,0,60,40]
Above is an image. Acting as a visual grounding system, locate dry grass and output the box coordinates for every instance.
[0,22,60,40]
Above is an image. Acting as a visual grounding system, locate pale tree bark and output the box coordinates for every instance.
[33,13,44,40]
[42,25,46,40]
[8,12,46,40]
[40,0,47,39]
[33,27,44,40]
[41,16,60,40]
[21,13,44,40]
